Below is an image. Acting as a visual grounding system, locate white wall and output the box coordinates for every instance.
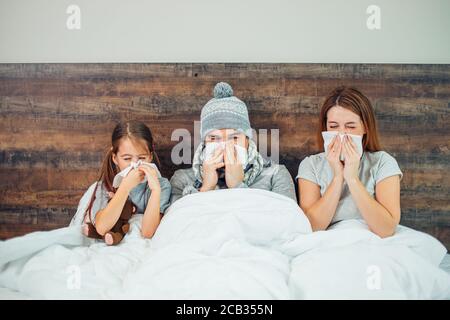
[0,0,449,63]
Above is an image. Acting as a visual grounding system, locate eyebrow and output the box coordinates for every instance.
[328,121,357,125]
[120,153,148,157]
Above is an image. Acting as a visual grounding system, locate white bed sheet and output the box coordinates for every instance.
[0,188,449,300]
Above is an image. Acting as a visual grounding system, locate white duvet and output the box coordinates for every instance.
[0,186,449,299]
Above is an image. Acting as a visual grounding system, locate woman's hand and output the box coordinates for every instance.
[138,164,161,192]
[200,146,224,192]
[224,141,244,188]
[342,135,361,182]
[326,135,344,180]
[121,167,145,192]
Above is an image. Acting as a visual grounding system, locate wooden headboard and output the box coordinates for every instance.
[0,63,448,250]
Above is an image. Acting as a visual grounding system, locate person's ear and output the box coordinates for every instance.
[361,121,367,135]
[112,152,119,166]
[149,152,153,163]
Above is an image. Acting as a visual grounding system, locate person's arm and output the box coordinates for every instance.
[342,135,401,238]
[224,141,244,188]
[298,135,345,231]
[138,165,163,238]
[345,176,400,238]
[158,178,173,215]
[271,165,297,201]
[298,176,344,231]
[141,188,161,238]
[200,147,223,191]
[169,170,185,204]
[170,169,199,204]
[95,169,144,236]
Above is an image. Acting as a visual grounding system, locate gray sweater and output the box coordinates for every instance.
[169,163,296,204]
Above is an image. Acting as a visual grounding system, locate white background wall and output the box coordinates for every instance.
[0,0,449,63]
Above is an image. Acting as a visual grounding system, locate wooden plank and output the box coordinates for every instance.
[0,77,448,98]
[0,63,448,250]
[1,63,449,82]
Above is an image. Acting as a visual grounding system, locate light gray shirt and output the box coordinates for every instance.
[88,177,172,222]
[170,163,296,204]
[296,151,403,224]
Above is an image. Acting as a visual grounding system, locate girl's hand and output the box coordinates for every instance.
[326,135,344,179]
[121,168,145,192]
[201,146,224,191]
[138,165,161,191]
[342,135,361,182]
[224,140,244,188]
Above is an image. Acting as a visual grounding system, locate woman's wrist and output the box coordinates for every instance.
[332,173,344,183]
[151,186,161,194]
[345,176,360,187]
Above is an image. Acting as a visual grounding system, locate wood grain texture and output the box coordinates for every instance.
[0,63,449,249]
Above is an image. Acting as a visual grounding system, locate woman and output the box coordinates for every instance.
[296,86,402,238]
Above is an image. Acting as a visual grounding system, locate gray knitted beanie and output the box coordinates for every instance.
[200,82,252,141]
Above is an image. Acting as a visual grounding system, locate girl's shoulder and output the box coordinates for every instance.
[158,176,172,191]
[70,180,108,226]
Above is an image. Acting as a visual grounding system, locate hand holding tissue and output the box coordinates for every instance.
[203,142,248,168]
[112,160,161,189]
[322,131,363,161]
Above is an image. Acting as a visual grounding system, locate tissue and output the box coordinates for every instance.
[322,131,363,161]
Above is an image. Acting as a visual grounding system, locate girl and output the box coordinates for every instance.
[82,120,171,245]
[296,86,403,238]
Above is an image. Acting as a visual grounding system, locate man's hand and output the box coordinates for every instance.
[200,146,224,192]
[224,141,244,188]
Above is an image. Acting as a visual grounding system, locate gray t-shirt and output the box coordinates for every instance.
[88,177,172,222]
[296,151,403,224]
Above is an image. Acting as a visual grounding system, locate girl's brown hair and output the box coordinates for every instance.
[317,86,381,152]
[85,121,161,225]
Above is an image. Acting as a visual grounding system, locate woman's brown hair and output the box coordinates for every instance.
[317,86,381,152]
[85,121,161,225]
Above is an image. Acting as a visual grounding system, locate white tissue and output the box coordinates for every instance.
[322,131,363,161]
[203,142,248,167]
[112,160,161,188]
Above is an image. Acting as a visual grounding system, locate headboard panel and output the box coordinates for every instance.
[0,63,448,249]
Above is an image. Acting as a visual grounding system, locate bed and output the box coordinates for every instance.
[0,188,449,299]
[440,254,450,273]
